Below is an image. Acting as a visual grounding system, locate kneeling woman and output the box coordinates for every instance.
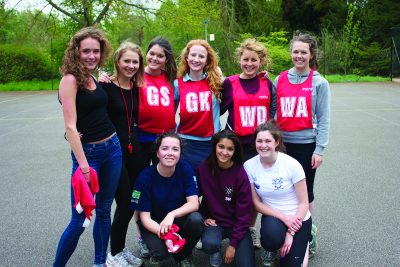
[131,132,202,267]
[244,121,311,267]
[197,130,255,267]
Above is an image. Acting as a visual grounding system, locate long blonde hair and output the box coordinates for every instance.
[60,27,112,89]
[177,39,222,101]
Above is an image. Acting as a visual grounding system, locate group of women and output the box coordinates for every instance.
[54,26,330,267]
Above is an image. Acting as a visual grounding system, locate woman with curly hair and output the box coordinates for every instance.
[54,27,122,267]
[174,39,223,170]
[220,38,276,249]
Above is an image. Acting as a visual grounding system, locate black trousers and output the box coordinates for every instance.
[138,212,203,262]
[260,215,312,267]
[285,142,317,202]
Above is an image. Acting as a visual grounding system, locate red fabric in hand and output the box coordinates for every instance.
[160,224,186,254]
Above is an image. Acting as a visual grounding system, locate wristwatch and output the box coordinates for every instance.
[288,230,295,236]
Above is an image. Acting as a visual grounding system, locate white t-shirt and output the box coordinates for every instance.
[244,152,311,221]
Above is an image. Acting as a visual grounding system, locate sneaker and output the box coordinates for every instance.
[106,252,134,267]
[195,240,202,249]
[209,251,222,267]
[122,248,143,267]
[249,227,261,249]
[309,224,318,258]
[261,249,278,267]
[138,238,150,258]
[178,256,194,267]
[93,264,106,267]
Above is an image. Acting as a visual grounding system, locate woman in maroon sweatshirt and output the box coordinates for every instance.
[196,130,255,267]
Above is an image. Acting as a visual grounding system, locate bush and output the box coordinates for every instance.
[353,42,390,76]
[0,45,54,83]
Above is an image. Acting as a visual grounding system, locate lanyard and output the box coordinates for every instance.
[117,77,134,154]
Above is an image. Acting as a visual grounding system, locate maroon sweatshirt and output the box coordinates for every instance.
[196,162,253,248]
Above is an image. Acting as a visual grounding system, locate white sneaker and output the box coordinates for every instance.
[138,239,150,258]
[106,252,134,267]
[122,248,143,267]
[195,240,202,250]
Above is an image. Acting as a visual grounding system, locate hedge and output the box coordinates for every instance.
[0,45,54,83]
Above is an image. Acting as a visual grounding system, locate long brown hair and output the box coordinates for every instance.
[60,27,112,89]
[146,36,177,85]
[289,31,319,70]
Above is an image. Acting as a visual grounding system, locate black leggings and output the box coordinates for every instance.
[260,215,312,267]
[285,142,316,202]
[138,212,203,262]
[110,153,140,255]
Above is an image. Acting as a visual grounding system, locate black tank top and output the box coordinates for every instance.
[76,80,115,143]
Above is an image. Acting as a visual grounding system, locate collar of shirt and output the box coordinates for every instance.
[183,72,207,82]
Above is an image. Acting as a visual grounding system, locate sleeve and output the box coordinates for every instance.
[130,169,152,212]
[229,168,253,248]
[272,75,280,120]
[268,79,277,119]
[288,156,306,184]
[181,161,198,197]
[314,77,331,155]
[196,165,212,219]
[195,167,203,197]
[219,78,233,116]
[173,79,180,101]
[243,159,255,184]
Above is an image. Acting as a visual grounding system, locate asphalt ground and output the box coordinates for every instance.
[0,82,399,267]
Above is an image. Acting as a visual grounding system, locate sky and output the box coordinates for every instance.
[5,0,50,11]
[4,0,160,11]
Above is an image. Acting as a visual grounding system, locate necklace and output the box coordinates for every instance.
[117,77,134,154]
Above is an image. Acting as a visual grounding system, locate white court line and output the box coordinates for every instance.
[0,117,58,139]
[0,101,59,119]
[0,92,45,104]
[0,116,62,121]
[333,108,400,111]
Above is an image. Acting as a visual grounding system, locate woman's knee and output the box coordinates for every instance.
[185,212,203,232]
[260,216,286,250]
[201,236,221,254]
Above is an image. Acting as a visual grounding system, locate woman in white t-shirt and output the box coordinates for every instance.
[244,120,311,267]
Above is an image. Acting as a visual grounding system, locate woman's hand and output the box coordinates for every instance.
[258,70,270,80]
[204,218,217,226]
[158,212,175,237]
[98,72,112,83]
[224,245,235,264]
[280,232,293,257]
[312,154,323,169]
[283,214,302,232]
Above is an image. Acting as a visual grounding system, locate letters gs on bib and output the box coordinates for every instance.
[147,86,171,106]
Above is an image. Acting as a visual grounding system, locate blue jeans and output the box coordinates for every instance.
[201,226,255,267]
[54,134,122,266]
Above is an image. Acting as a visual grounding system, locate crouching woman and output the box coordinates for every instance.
[131,131,203,267]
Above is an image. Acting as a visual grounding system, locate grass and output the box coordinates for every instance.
[0,79,60,91]
[0,75,393,91]
[324,74,390,83]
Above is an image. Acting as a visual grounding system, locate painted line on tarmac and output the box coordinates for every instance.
[0,92,45,104]
[0,117,58,139]
[333,108,400,111]
[0,116,62,121]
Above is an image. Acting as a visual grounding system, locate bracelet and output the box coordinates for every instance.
[80,168,90,174]
[288,229,295,236]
